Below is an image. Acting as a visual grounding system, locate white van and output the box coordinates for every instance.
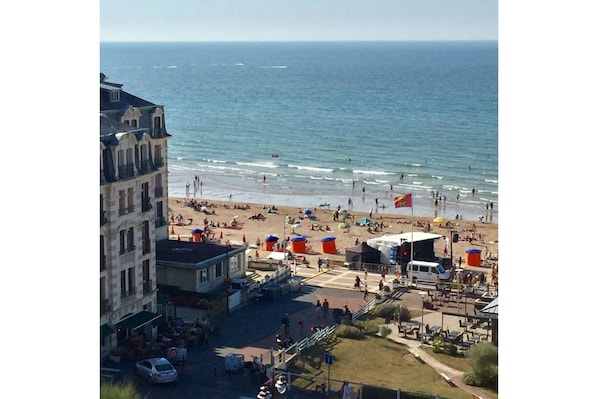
[406,260,451,284]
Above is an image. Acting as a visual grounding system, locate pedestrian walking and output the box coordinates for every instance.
[317,257,323,272]
[315,300,322,320]
[354,275,362,291]
[322,298,329,319]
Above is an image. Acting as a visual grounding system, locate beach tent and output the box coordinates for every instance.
[264,234,279,251]
[191,228,203,242]
[465,248,482,266]
[321,236,337,254]
[290,236,307,253]
[345,242,381,269]
[303,208,312,215]
[361,217,371,225]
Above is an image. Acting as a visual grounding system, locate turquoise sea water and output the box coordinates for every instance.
[100,41,498,222]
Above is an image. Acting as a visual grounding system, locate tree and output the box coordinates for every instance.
[463,341,498,389]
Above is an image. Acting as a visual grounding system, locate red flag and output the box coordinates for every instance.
[394,193,413,208]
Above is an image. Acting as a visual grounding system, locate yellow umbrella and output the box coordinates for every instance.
[433,217,445,223]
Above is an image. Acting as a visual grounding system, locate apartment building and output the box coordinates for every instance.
[99,73,170,358]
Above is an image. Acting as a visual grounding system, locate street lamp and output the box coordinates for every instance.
[419,291,426,345]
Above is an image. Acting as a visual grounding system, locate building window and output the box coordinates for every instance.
[127,227,135,252]
[120,270,127,296]
[127,267,135,294]
[143,260,151,293]
[199,269,208,284]
[109,90,120,102]
[230,256,239,272]
[119,230,126,254]
[215,263,223,278]
[127,187,134,211]
[118,190,126,215]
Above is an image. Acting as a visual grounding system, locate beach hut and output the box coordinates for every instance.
[290,236,307,253]
[191,228,203,243]
[321,236,337,254]
[465,248,482,266]
[264,235,279,251]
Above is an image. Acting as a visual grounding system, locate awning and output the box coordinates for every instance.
[115,311,162,331]
[101,323,115,338]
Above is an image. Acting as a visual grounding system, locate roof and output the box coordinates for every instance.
[100,114,147,138]
[100,78,158,111]
[479,297,498,318]
[367,232,443,246]
[346,242,379,254]
[156,239,244,265]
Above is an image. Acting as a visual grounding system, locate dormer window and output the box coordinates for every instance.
[109,89,120,102]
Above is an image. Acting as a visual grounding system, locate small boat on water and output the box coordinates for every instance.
[272,153,279,158]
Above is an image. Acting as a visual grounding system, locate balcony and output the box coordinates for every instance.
[118,206,135,216]
[139,159,151,173]
[154,186,164,198]
[143,279,153,294]
[101,299,111,315]
[100,211,108,226]
[121,288,136,299]
[141,197,152,213]
[154,157,164,168]
[117,163,135,179]
[142,240,151,255]
[155,216,167,228]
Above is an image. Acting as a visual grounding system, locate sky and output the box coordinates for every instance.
[100,0,498,42]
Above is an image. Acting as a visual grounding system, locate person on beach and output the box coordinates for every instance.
[315,300,322,320]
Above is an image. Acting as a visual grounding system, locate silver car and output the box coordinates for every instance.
[135,357,178,384]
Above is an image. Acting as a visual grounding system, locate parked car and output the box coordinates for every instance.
[135,357,178,384]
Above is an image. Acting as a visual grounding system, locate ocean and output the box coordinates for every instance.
[100,41,498,223]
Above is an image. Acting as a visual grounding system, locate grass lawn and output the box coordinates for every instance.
[287,331,498,399]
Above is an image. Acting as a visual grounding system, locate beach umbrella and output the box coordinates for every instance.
[433,217,445,223]
[191,228,203,234]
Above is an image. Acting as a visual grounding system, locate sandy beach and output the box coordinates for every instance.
[167,196,498,277]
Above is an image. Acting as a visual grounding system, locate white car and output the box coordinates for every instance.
[135,357,178,384]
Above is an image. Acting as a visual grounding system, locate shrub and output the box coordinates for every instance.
[100,380,143,399]
[464,341,498,389]
[379,325,392,338]
[335,324,365,339]
[363,320,382,336]
[396,306,412,323]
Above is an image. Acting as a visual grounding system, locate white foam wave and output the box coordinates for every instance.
[259,65,287,69]
[288,164,334,173]
[236,161,279,169]
[167,65,177,69]
[353,169,395,176]
[206,158,227,163]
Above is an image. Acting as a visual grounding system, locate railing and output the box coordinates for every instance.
[139,159,151,173]
[101,299,111,314]
[155,216,167,228]
[142,240,151,255]
[141,197,152,212]
[121,289,136,298]
[154,186,163,198]
[143,279,152,294]
[352,298,377,320]
[117,163,135,179]
[118,206,134,216]
[154,157,164,168]
[295,325,337,354]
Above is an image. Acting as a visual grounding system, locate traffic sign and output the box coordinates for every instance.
[325,353,333,365]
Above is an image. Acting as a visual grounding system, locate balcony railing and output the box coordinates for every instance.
[117,163,135,179]
[154,157,164,168]
[100,211,108,226]
[118,206,135,216]
[142,240,151,255]
[155,216,167,228]
[143,279,153,294]
[121,288,136,298]
[101,299,111,315]
[141,197,152,213]
[139,159,151,173]
[154,186,164,198]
